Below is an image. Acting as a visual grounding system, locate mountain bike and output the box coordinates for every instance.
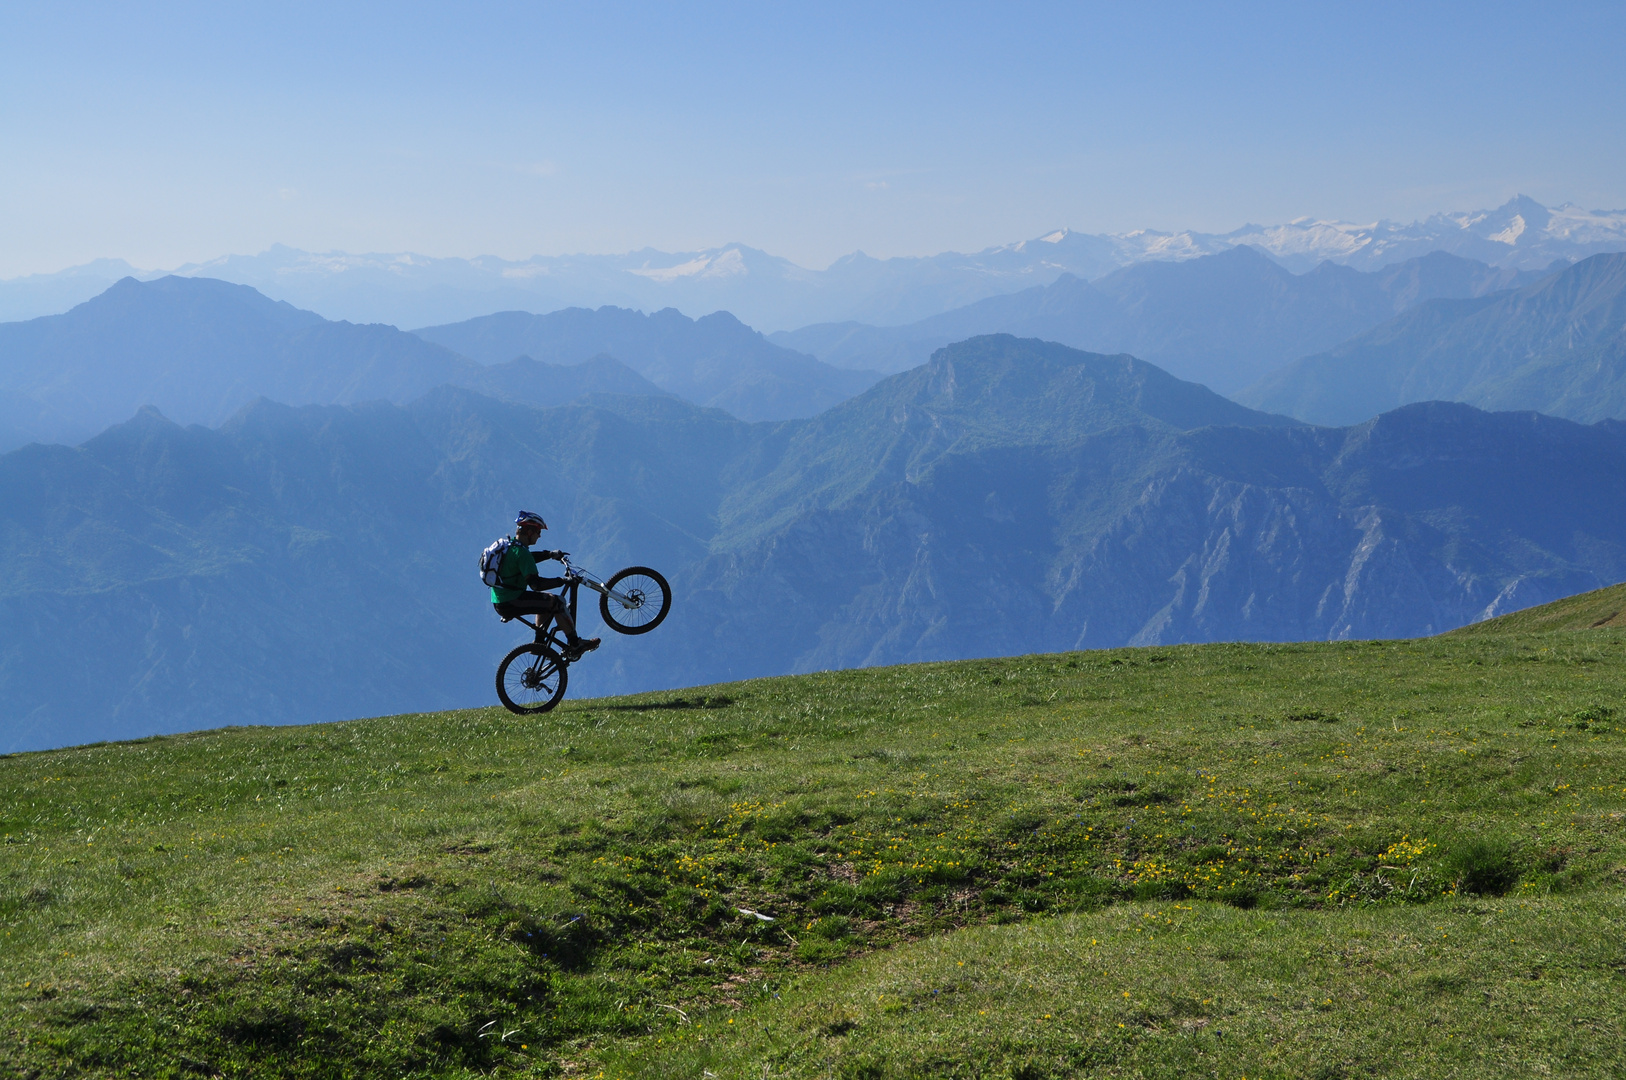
[495,555,671,714]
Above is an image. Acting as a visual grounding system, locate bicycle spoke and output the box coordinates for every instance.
[599,570,668,632]
[497,644,567,712]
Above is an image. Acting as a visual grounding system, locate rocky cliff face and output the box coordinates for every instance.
[679,399,1626,680]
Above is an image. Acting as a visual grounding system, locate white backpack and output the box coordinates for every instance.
[480,536,519,589]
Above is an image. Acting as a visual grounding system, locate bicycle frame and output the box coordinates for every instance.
[515,556,642,648]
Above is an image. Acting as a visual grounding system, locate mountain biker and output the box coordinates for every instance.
[490,510,600,660]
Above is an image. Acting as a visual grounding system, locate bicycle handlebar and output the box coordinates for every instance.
[556,555,604,591]
[543,553,651,612]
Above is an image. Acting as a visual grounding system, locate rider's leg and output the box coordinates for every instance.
[532,592,599,654]
[548,600,579,641]
[531,592,580,642]
[500,591,595,649]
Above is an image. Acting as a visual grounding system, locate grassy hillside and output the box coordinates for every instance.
[4,627,1626,1078]
[1451,581,1626,635]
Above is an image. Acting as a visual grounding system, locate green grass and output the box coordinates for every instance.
[1449,581,1626,634]
[4,629,1626,1077]
[606,897,1626,1079]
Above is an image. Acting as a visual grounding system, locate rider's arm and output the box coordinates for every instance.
[527,573,567,591]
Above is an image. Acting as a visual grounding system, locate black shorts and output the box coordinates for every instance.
[493,591,565,622]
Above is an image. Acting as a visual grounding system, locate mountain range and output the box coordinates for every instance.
[771,247,1552,392]
[4,196,1622,330]
[1239,253,1626,425]
[676,338,1624,680]
[8,242,1626,457]
[413,306,878,421]
[0,278,863,450]
[0,276,478,449]
[5,335,1624,753]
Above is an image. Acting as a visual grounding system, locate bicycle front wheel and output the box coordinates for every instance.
[496,643,568,713]
[599,566,671,635]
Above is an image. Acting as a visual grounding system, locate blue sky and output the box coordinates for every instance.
[2,1,1623,276]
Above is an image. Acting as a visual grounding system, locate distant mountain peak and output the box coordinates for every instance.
[9,198,1626,330]
[1484,194,1553,231]
[628,247,751,282]
[61,274,322,328]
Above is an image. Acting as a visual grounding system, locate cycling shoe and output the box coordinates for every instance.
[563,637,601,660]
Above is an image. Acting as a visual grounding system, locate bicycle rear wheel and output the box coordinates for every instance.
[496,643,568,713]
[599,566,671,635]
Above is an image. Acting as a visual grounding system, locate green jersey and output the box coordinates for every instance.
[489,540,538,604]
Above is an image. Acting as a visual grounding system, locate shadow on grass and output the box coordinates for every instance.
[600,695,736,712]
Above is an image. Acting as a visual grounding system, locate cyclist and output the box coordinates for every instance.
[489,510,600,660]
